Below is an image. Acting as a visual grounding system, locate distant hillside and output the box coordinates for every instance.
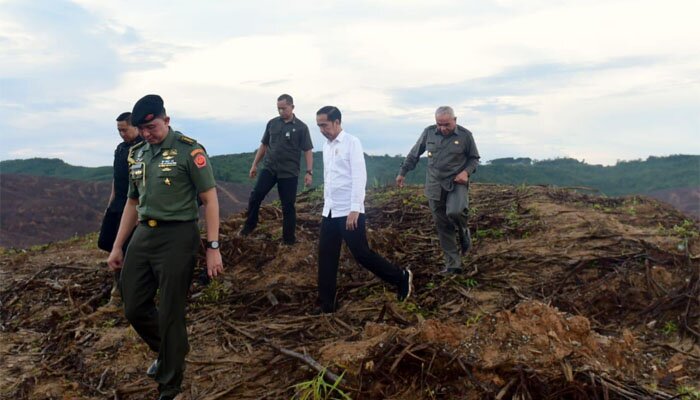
[0,174,251,248]
[2,154,698,197]
[0,158,113,181]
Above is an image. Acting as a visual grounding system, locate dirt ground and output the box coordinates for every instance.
[1,184,698,399]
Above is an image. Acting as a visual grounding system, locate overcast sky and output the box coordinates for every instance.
[1,0,699,167]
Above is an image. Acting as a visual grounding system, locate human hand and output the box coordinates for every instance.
[206,249,224,278]
[249,165,257,179]
[454,171,469,185]
[304,173,312,187]
[346,211,360,231]
[396,175,405,188]
[107,248,124,272]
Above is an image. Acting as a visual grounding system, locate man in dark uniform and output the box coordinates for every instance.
[396,106,480,274]
[107,94,223,400]
[239,94,313,245]
[98,112,143,306]
[316,106,413,313]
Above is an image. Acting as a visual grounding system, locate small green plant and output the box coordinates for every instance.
[505,204,520,227]
[662,321,678,336]
[677,385,700,400]
[400,301,432,318]
[199,279,225,303]
[291,369,351,400]
[672,220,698,253]
[474,228,503,240]
[425,282,435,290]
[102,318,117,328]
[465,313,482,327]
[455,277,478,288]
[592,203,613,213]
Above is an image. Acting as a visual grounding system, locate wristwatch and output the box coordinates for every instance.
[206,240,220,250]
[306,170,313,175]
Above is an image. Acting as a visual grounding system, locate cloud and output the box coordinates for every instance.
[0,0,699,167]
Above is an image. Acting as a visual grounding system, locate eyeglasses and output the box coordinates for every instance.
[436,122,452,127]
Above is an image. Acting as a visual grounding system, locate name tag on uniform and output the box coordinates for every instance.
[427,151,433,157]
[159,159,177,169]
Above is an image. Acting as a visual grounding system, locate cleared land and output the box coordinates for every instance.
[1,184,698,399]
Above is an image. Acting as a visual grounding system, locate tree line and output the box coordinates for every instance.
[2,154,698,197]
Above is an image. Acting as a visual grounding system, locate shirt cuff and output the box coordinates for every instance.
[350,203,363,212]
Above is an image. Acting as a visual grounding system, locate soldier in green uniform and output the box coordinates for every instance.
[107,94,223,400]
[396,106,480,274]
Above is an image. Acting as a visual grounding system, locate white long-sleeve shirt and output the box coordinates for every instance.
[322,130,366,218]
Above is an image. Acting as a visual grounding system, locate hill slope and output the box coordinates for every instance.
[1,184,697,399]
[0,174,253,248]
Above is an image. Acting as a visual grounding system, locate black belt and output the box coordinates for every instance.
[140,219,195,228]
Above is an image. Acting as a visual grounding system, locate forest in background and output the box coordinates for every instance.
[2,154,698,196]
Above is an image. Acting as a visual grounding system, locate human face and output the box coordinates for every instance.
[316,113,341,141]
[117,120,139,143]
[138,116,170,144]
[277,100,294,122]
[435,113,457,135]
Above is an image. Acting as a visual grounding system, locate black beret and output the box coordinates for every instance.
[131,94,165,126]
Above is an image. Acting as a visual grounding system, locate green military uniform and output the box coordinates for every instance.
[399,124,480,271]
[121,127,215,396]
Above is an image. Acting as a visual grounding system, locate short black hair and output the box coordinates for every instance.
[316,106,342,123]
[116,112,132,124]
[277,94,294,105]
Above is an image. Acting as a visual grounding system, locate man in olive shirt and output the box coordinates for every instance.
[107,94,223,400]
[240,94,313,245]
[98,112,143,305]
[396,106,480,274]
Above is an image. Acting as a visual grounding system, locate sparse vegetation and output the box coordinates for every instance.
[291,369,351,400]
[662,321,678,336]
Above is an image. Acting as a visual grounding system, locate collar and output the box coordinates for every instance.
[281,114,297,125]
[432,125,458,137]
[145,127,176,154]
[127,136,144,146]
[328,129,346,144]
[161,127,177,148]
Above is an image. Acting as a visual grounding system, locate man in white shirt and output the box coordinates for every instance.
[315,106,413,314]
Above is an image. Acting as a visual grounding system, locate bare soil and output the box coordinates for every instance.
[1,184,698,399]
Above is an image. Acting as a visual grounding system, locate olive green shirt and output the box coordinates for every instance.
[399,124,480,201]
[127,128,216,221]
[261,115,313,179]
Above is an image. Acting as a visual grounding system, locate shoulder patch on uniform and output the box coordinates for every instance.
[178,135,196,145]
[194,153,207,168]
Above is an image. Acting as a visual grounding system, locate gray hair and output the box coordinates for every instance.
[435,106,455,118]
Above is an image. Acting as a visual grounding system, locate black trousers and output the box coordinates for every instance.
[318,213,403,312]
[121,221,199,396]
[244,168,298,243]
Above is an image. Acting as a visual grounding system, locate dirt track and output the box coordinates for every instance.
[1,184,698,399]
